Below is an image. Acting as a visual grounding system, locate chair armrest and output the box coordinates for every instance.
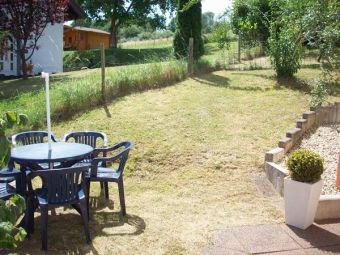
[91,141,134,170]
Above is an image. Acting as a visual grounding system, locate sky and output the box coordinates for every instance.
[201,0,232,17]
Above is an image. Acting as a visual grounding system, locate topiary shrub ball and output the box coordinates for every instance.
[286,148,324,183]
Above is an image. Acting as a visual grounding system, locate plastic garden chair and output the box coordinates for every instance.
[12,131,58,146]
[12,131,59,169]
[26,166,91,250]
[62,131,107,149]
[86,141,134,218]
[0,167,24,197]
[63,131,108,196]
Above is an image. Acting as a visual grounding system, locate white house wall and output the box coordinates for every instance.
[30,23,63,74]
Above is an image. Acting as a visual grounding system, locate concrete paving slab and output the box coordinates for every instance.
[282,224,340,249]
[210,229,245,251]
[201,246,245,255]
[262,249,308,254]
[231,224,301,254]
[202,223,340,255]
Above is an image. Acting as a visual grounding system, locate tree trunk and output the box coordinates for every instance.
[19,51,27,79]
[110,18,119,48]
[16,39,21,76]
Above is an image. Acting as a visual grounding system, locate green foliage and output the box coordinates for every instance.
[230,0,275,48]
[296,0,339,70]
[287,149,324,183]
[268,0,339,79]
[267,27,302,78]
[173,0,204,60]
[211,22,233,50]
[64,47,173,71]
[0,195,26,249]
[79,0,174,47]
[0,112,28,168]
[167,17,176,32]
[310,77,329,107]
[71,18,111,32]
[120,25,142,39]
[310,71,339,107]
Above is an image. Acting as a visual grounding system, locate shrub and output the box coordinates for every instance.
[210,22,232,50]
[0,195,27,249]
[310,77,328,107]
[0,112,28,168]
[286,149,324,183]
[267,28,302,78]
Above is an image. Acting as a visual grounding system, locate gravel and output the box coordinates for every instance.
[282,125,340,195]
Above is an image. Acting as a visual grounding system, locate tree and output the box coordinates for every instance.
[173,0,204,59]
[168,17,176,32]
[71,18,111,32]
[211,22,233,50]
[79,0,174,48]
[201,12,215,34]
[0,0,68,78]
[230,0,275,48]
[267,0,339,79]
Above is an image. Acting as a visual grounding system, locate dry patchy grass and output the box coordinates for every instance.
[16,68,334,255]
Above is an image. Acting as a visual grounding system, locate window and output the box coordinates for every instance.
[68,37,72,43]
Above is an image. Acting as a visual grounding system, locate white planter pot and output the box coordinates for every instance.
[284,177,323,230]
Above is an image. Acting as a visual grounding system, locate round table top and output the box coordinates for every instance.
[11,142,94,163]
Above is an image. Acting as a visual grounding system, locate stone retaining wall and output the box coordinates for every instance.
[265,102,340,167]
[264,102,340,220]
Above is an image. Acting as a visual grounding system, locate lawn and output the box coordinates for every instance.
[15,68,330,255]
[119,38,173,49]
[63,46,173,71]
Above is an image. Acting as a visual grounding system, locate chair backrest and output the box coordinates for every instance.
[28,166,88,205]
[63,131,107,148]
[12,131,57,147]
[91,141,133,178]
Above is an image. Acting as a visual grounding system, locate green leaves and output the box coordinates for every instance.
[0,135,10,169]
[0,111,28,168]
[287,149,324,183]
[0,195,27,249]
[211,23,232,50]
[267,27,302,77]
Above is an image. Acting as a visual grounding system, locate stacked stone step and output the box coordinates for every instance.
[278,111,316,154]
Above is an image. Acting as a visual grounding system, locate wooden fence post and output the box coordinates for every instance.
[101,43,106,104]
[188,37,194,76]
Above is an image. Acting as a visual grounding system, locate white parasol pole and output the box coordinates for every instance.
[42,72,52,151]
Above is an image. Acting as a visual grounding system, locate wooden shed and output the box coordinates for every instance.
[64,26,111,50]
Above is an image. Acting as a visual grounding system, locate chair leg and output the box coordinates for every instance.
[86,181,91,221]
[79,198,91,244]
[118,179,126,216]
[40,205,48,250]
[104,182,109,199]
[25,193,35,234]
[25,199,32,235]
